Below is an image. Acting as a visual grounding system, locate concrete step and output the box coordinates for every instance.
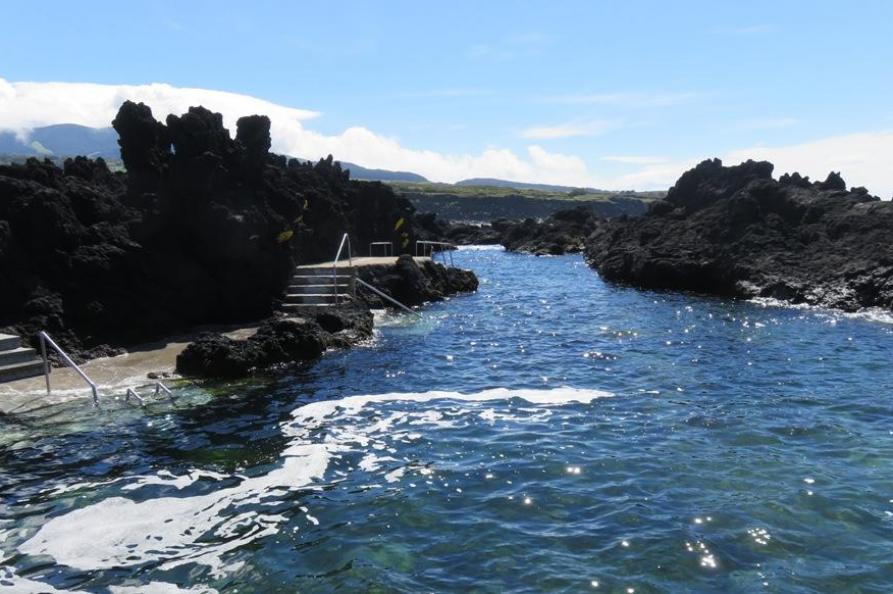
[0,347,39,366]
[291,274,353,284]
[287,284,351,294]
[280,302,343,311]
[284,293,352,305]
[0,359,44,383]
[0,333,21,351]
[294,267,356,277]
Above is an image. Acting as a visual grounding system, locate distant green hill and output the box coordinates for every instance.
[454,177,602,193]
[390,181,664,222]
[0,124,120,158]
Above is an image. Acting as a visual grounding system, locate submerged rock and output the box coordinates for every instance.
[585,158,893,312]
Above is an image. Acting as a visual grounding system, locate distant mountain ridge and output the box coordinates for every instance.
[0,123,430,183]
[1,122,634,193]
[0,124,120,159]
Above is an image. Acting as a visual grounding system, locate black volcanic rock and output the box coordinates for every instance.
[1,101,428,360]
[176,304,374,378]
[585,158,893,312]
[492,206,601,255]
[356,255,478,307]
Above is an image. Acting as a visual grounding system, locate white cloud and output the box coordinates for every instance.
[1,79,891,197]
[520,120,616,140]
[545,92,696,108]
[726,131,893,198]
[0,79,598,187]
[601,155,668,165]
[597,131,893,196]
[731,117,799,130]
[0,79,319,138]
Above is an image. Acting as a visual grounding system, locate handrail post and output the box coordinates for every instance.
[40,333,51,395]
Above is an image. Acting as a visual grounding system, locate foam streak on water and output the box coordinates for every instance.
[16,388,609,587]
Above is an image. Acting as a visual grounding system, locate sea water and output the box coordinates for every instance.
[2,247,893,593]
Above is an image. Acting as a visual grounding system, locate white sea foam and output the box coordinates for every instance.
[748,297,893,325]
[0,565,91,593]
[109,583,218,594]
[457,244,505,251]
[18,387,609,587]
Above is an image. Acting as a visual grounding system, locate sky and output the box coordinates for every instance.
[1,0,892,195]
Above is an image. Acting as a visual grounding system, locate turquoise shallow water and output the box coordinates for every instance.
[2,247,893,593]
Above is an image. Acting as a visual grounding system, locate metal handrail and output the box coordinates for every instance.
[125,387,144,405]
[39,331,100,407]
[355,278,422,318]
[125,381,175,406]
[332,233,353,304]
[416,240,456,267]
[369,241,393,257]
[154,382,174,400]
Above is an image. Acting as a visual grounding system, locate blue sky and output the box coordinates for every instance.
[2,0,892,193]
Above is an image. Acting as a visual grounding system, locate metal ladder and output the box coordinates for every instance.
[39,331,172,408]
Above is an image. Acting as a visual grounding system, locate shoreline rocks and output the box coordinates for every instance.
[176,255,479,379]
[176,304,373,379]
[492,206,601,255]
[0,101,438,362]
[355,254,478,308]
[427,206,602,255]
[585,158,893,312]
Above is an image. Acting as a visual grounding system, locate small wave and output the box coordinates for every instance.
[457,244,505,251]
[16,387,609,588]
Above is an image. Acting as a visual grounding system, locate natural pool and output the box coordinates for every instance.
[2,247,893,593]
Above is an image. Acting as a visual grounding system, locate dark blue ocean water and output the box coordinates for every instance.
[2,247,893,593]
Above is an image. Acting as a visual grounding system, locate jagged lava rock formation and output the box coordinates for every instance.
[0,101,451,360]
[494,206,601,255]
[585,159,893,311]
[417,206,601,255]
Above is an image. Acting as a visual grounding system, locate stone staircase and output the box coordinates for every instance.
[0,332,45,383]
[280,265,356,312]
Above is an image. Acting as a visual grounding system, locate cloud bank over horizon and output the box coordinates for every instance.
[1,79,891,197]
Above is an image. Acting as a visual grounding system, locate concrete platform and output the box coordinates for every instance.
[297,256,431,269]
[0,323,264,414]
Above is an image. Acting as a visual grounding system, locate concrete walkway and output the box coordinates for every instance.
[0,324,260,414]
[297,256,431,269]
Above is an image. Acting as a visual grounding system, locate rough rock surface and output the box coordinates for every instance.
[176,304,373,378]
[494,206,601,255]
[585,158,893,311]
[356,255,478,307]
[418,206,601,254]
[0,101,428,361]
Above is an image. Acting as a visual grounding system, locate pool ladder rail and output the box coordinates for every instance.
[39,331,173,408]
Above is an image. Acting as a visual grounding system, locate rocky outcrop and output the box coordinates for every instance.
[176,304,373,379]
[493,206,601,255]
[0,101,429,361]
[585,158,893,312]
[442,223,502,245]
[356,255,478,307]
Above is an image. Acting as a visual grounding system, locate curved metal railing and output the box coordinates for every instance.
[415,240,456,267]
[355,278,421,318]
[332,233,353,304]
[39,331,99,407]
